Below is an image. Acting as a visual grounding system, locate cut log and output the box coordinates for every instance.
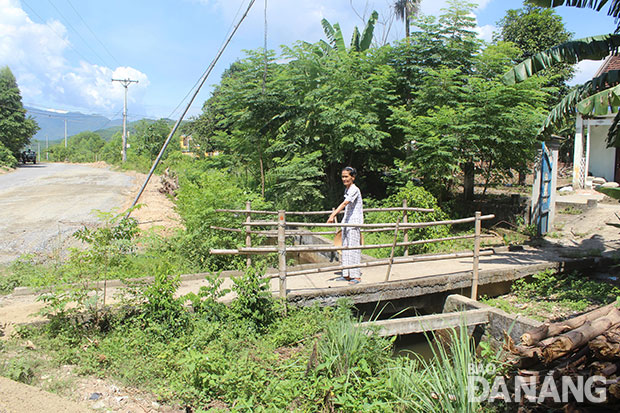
[590,324,620,361]
[521,302,617,346]
[541,308,620,363]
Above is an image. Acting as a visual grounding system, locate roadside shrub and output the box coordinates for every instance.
[0,142,17,168]
[173,167,272,271]
[229,266,279,331]
[364,182,450,256]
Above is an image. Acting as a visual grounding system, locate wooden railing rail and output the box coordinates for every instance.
[210,201,494,301]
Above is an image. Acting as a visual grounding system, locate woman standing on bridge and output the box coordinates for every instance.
[327,166,363,284]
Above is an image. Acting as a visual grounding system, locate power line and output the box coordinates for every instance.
[128,0,257,216]
[65,0,121,67]
[21,0,94,65]
[165,0,249,120]
[46,0,110,67]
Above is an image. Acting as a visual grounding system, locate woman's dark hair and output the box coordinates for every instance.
[342,166,357,177]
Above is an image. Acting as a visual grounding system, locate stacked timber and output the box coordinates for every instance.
[504,302,620,411]
[159,168,179,196]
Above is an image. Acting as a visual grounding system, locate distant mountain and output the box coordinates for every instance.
[26,107,122,142]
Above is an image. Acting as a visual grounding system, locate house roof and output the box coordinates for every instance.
[593,55,620,78]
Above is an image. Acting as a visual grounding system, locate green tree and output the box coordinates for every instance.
[0,66,38,158]
[193,41,398,208]
[495,4,574,104]
[132,119,173,161]
[390,2,548,201]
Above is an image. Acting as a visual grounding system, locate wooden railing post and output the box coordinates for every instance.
[245,201,252,268]
[471,211,481,301]
[277,210,287,301]
[384,216,402,282]
[402,198,409,256]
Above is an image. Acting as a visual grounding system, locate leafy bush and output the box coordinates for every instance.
[364,182,450,256]
[0,142,17,168]
[229,266,279,331]
[173,165,273,270]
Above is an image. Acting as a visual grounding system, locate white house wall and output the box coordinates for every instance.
[589,124,616,182]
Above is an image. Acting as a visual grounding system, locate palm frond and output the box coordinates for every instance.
[502,34,620,84]
[321,18,337,46]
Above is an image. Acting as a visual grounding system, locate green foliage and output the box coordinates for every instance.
[183,272,230,322]
[48,131,105,163]
[364,183,450,256]
[0,356,40,384]
[388,324,490,413]
[0,141,17,168]
[139,270,189,332]
[131,118,174,161]
[484,270,620,320]
[37,211,139,321]
[512,269,619,306]
[229,266,278,331]
[596,184,620,200]
[0,66,39,157]
[503,34,620,85]
[495,3,574,105]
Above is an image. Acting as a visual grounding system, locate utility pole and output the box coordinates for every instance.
[46,135,49,160]
[111,78,139,162]
[64,118,67,148]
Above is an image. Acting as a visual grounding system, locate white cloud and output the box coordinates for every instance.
[475,24,496,43]
[570,59,605,86]
[0,0,148,114]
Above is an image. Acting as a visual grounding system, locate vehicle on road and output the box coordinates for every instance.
[20,149,36,164]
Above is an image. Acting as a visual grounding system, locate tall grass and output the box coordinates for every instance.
[388,324,488,413]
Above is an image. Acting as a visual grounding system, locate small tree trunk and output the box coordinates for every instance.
[463,161,474,201]
[518,169,526,186]
[482,159,493,197]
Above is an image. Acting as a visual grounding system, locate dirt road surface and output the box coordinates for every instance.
[0,162,180,264]
[0,163,135,264]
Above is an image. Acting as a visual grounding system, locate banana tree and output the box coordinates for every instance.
[503,33,620,145]
[321,11,378,55]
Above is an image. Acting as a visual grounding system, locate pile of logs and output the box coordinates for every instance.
[159,168,179,197]
[504,302,620,410]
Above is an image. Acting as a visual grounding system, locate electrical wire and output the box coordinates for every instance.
[65,0,122,67]
[21,0,94,65]
[127,0,258,216]
[166,0,249,120]
[46,0,110,67]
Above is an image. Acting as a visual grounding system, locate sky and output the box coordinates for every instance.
[0,0,618,122]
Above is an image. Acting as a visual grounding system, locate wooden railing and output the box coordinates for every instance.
[210,201,494,301]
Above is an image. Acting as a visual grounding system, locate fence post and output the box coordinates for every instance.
[471,211,481,301]
[384,216,402,282]
[245,201,252,268]
[278,210,287,301]
[402,198,409,256]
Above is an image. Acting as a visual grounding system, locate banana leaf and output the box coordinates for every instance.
[502,35,620,85]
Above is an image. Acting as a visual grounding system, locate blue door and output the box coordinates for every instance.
[538,142,553,235]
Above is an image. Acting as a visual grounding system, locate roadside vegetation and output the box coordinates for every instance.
[482,269,620,321]
[1,257,502,411]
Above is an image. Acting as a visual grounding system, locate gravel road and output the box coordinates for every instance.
[0,163,135,263]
